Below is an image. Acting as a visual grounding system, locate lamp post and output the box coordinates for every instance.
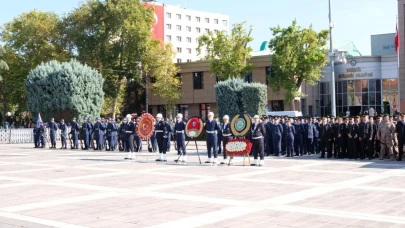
[329,0,336,117]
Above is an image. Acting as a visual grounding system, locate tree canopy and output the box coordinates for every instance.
[268,19,329,109]
[24,59,104,122]
[197,21,253,80]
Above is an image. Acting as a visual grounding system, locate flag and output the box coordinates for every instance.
[395,23,400,54]
[36,113,42,128]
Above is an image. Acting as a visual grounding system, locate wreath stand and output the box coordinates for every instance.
[226,137,252,166]
[176,138,201,164]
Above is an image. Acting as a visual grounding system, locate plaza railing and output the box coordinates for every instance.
[0,128,72,144]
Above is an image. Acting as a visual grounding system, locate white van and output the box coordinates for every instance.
[266,111,303,117]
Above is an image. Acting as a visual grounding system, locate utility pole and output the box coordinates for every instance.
[329,0,336,117]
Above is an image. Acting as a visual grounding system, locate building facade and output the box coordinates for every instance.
[371,33,396,56]
[147,1,230,63]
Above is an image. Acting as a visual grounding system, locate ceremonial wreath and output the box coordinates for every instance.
[225,138,252,156]
[136,113,155,140]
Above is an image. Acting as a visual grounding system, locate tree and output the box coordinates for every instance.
[215,78,267,120]
[0,10,69,112]
[144,42,182,118]
[64,0,154,117]
[268,19,329,110]
[197,21,253,80]
[24,59,104,123]
[0,45,9,126]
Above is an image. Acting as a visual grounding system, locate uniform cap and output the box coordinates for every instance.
[50,118,54,121]
[72,117,76,120]
[163,117,168,121]
[176,113,183,119]
[126,114,132,119]
[223,115,229,120]
[253,115,260,119]
[61,119,64,122]
[96,117,101,120]
[156,113,163,118]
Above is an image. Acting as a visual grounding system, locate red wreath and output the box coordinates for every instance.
[225,139,252,156]
[136,113,156,140]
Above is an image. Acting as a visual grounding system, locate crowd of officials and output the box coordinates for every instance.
[31,112,405,167]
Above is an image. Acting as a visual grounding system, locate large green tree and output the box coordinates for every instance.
[144,42,182,118]
[64,0,154,117]
[197,21,253,80]
[0,10,69,112]
[0,45,9,126]
[268,19,329,110]
[24,59,104,122]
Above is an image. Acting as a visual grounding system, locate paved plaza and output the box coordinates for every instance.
[1,143,405,228]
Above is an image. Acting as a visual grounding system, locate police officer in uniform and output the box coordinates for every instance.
[335,116,347,158]
[261,115,269,156]
[161,118,173,162]
[39,122,46,148]
[347,117,358,159]
[118,118,128,152]
[59,119,68,149]
[312,117,320,154]
[82,117,89,150]
[285,118,295,157]
[319,117,332,158]
[205,112,221,164]
[358,115,372,160]
[220,115,233,164]
[87,118,94,149]
[293,118,304,156]
[33,125,40,148]
[396,114,405,161]
[125,114,136,159]
[150,120,158,153]
[134,117,142,152]
[174,113,187,162]
[48,118,58,148]
[155,113,165,161]
[272,117,283,157]
[93,117,105,150]
[70,117,79,149]
[265,116,273,156]
[107,118,118,151]
[304,117,316,155]
[251,115,266,166]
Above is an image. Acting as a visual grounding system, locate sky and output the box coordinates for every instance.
[0,0,398,55]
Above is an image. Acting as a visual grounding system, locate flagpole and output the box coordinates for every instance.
[329,0,336,117]
[397,15,401,113]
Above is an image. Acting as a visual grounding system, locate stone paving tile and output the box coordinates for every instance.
[0,164,52,172]
[360,176,405,189]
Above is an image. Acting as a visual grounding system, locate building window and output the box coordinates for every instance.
[214,19,219,24]
[176,25,181,31]
[244,72,252,83]
[177,58,182,63]
[166,12,171,18]
[177,104,189,119]
[265,66,275,85]
[186,37,191,43]
[309,105,313,116]
[205,18,209,23]
[157,105,167,117]
[222,20,228,26]
[193,72,204,89]
[177,47,182,53]
[176,14,181,19]
[166,24,171,29]
[165,35,172,41]
[301,99,306,115]
[186,26,191,32]
[205,28,210,33]
[186,15,191,21]
[319,82,330,117]
[271,101,284,111]
[187,48,192,54]
[196,16,201,22]
[176,36,182,42]
[187,59,192,62]
[214,29,219,34]
[200,104,210,120]
[196,27,201,33]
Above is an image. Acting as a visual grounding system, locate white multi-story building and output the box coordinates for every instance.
[147,1,230,63]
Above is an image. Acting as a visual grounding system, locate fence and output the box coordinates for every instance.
[0,128,72,144]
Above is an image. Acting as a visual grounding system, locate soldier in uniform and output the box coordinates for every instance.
[125,114,136,159]
[59,119,68,149]
[155,113,165,161]
[265,116,273,156]
[377,114,396,160]
[285,118,295,157]
[48,118,58,148]
[396,114,405,161]
[161,118,173,162]
[347,117,358,159]
[251,115,266,166]
[174,113,187,162]
[272,117,283,157]
[319,117,332,158]
[205,112,221,164]
[70,117,79,149]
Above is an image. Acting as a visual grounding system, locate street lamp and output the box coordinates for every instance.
[328,0,336,117]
